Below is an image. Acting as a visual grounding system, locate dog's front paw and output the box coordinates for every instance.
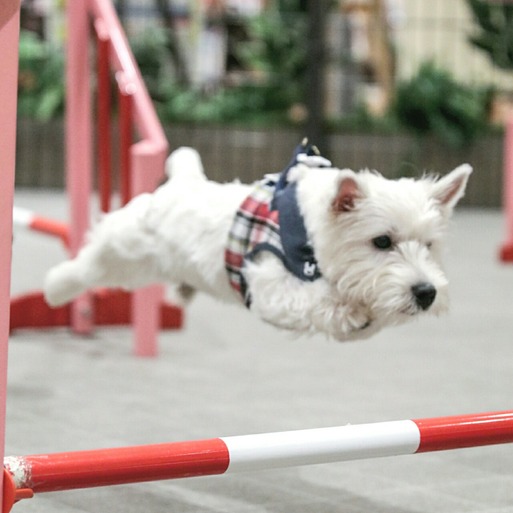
[310,300,373,342]
[346,304,372,331]
[326,304,378,342]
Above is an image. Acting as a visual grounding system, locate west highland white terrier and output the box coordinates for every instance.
[44,140,471,341]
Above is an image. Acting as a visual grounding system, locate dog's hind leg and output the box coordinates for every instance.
[44,258,90,307]
[44,231,159,307]
[44,234,121,306]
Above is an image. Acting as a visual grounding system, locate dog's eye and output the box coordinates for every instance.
[426,241,433,249]
[372,235,393,250]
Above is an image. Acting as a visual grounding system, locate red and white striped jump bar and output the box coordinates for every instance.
[3,410,513,512]
[12,207,69,247]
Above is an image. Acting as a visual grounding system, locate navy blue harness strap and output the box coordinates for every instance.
[228,139,333,308]
[245,140,325,288]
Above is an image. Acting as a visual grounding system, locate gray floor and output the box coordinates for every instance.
[7,189,513,513]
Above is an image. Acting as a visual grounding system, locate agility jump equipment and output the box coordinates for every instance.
[1,2,21,511]
[12,207,69,247]
[3,410,513,512]
[3,5,513,513]
[9,0,183,355]
[10,204,181,338]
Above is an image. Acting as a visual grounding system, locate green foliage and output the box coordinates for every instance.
[12,2,313,125]
[132,7,307,124]
[237,9,307,90]
[130,29,169,100]
[17,30,65,120]
[466,0,513,70]
[226,5,308,120]
[156,82,295,125]
[393,62,492,147]
[328,104,401,134]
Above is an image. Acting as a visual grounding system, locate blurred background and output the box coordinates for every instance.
[15,0,513,207]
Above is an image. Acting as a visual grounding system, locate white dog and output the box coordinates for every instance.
[44,141,471,341]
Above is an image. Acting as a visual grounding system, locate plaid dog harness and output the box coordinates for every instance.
[225,140,331,305]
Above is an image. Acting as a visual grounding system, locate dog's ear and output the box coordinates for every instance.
[432,164,472,210]
[332,175,362,213]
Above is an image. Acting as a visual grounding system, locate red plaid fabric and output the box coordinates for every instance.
[225,175,281,301]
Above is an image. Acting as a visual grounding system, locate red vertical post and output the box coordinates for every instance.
[66,0,94,333]
[84,0,173,354]
[95,20,112,213]
[0,1,21,508]
[118,79,133,206]
[500,117,513,262]
[131,146,167,357]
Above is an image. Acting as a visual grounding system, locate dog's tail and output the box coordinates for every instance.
[165,147,206,181]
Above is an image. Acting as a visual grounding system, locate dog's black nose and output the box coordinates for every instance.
[412,282,437,310]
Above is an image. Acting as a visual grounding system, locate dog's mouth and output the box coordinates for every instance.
[401,305,422,317]
[381,300,436,318]
[358,281,446,326]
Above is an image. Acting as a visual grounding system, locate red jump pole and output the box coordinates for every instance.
[88,0,171,355]
[2,439,230,512]
[0,2,21,512]
[12,207,69,247]
[4,411,513,512]
[118,73,133,207]
[66,0,94,334]
[500,116,513,262]
[95,18,112,214]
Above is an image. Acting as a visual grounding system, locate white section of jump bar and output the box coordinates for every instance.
[222,420,421,472]
[12,207,34,228]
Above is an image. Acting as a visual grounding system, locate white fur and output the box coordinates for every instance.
[44,147,471,342]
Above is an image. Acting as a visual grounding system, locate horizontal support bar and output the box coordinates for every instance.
[12,207,69,246]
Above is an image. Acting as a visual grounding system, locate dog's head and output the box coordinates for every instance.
[297,163,472,330]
